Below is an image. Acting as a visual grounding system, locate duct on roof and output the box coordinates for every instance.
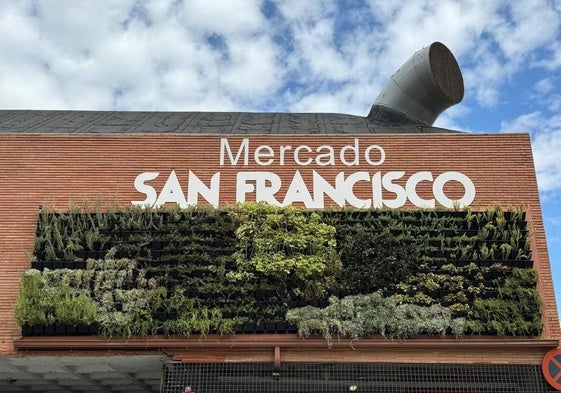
[367,42,464,126]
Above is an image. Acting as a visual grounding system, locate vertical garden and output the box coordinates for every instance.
[16,202,542,343]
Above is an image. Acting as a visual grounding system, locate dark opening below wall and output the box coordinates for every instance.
[162,362,556,393]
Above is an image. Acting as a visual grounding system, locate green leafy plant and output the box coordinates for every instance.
[15,270,53,326]
[337,228,420,294]
[161,287,241,336]
[467,268,542,335]
[15,270,98,327]
[53,284,98,326]
[229,202,341,299]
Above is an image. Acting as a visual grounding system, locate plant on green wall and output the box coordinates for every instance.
[336,227,421,294]
[15,270,98,327]
[466,268,542,336]
[15,270,53,326]
[228,202,341,299]
[286,292,464,346]
[86,251,164,337]
[53,284,98,326]
[160,287,243,336]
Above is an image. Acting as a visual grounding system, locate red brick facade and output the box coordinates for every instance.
[0,133,558,362]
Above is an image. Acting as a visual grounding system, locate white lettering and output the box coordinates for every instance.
[294,145,312,166]
[254,145,275,166]
[344,171,372,208]
[187,171,220,207]
[313,171,345,208]
[382,171,407,209]
[279,145,292,166]
[219,139,387,168]
[236,172,255,203]
[364,145,385,166]
[132,172,159,207]
[133,168,476,210]
[283,170,315,208]
[406,171,435,208]
[236,172,281,205]
[220,138,248,166]
[433,171,476,208]
[340,139,360,166]
[315,145,335,166]
[372,172,383,208]
[154,170,188,208]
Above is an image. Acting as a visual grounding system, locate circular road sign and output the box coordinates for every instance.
[542,348,561,390]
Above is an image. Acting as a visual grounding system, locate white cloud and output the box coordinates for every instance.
[365,0,560,111]
[291,92,347,114]
[549,97,561,112]
[275,0,335,23]
[500,112,543,133]
[0,0,285,111]
[462,52,507,107]
[531,78,561,113]
[535,78,555,94]
[546,215,561,227]
[290,18,351,81]
[220,35,284,97]
[492,1,560,60]
[531,129,561,193]
[180,0,265,35]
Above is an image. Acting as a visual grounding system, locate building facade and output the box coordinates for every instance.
[0,42,559,393]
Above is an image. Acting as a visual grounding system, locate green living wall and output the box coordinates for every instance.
[15,202,542,343]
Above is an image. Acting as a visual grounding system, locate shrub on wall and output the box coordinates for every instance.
[336,227,421,294]
[16,251,242,337]
[18,202,541,340]
[228,202,341,300]
[285,292,465,346]
[15,270,98,328]
[466,268,542,336]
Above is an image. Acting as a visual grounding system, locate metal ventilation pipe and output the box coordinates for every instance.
[367,42,464,126]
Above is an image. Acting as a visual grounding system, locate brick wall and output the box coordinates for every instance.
[0,133,558,360]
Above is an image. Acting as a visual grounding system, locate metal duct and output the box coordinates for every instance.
[367,42,464,126]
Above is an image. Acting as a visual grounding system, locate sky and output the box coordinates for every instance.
[1,0,561,313]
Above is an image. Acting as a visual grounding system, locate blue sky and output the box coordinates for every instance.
[1,0,561,313]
